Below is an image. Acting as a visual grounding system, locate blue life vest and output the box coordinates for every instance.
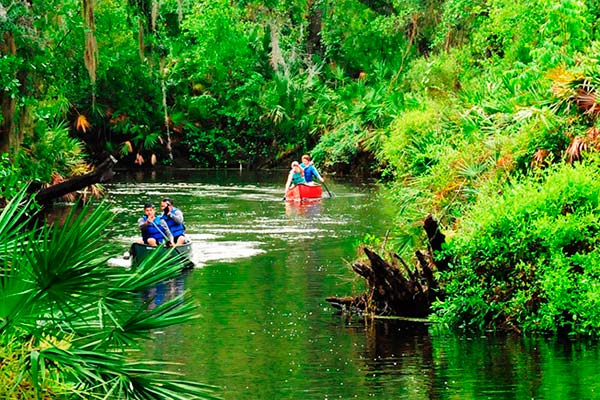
[142,215,167,243]
[302,163,319,183]
[164,207,185,238]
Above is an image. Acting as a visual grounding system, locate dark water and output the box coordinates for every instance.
[104,169,600,400]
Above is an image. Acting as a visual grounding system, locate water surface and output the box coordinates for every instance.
[105,169,600,400]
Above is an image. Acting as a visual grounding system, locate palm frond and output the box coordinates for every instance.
[0,188,38,259]
[0,193,217,398]
[41,347,220,399]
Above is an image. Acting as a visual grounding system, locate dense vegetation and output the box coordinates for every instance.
[2,3,600,392]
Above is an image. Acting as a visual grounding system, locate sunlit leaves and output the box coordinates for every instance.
[17,121,89,182]
[75,114,91,132]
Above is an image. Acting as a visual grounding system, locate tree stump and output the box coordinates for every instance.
[326,214,446,317]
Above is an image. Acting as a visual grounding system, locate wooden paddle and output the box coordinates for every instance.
[322,181,333,198]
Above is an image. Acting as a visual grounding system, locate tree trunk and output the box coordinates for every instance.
[0,32,17,154]
[35,156,117,204]
[306,0,324,59]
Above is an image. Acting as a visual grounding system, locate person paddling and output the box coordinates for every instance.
[137,202,173,246]
[300,154,324,184]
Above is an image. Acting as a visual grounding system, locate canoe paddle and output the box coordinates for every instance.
[149,219,175,248]
[322,181,333,198]
[148,220,188,262]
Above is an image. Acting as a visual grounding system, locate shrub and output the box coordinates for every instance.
[435,160,600,336]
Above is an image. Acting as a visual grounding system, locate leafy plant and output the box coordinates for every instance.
[434,160,600,336]
[0,190,219,399]
[0,153,27,206]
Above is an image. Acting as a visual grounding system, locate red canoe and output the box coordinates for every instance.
[285,184,323,201]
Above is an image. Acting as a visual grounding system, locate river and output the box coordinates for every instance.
[104,169,600,400]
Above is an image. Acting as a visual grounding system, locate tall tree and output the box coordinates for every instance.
[82,0,98,105]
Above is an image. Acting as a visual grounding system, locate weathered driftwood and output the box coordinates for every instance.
[326,214,446,317]
[34,155,117,204]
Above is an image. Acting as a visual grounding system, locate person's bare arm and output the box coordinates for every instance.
[284,172,293,192]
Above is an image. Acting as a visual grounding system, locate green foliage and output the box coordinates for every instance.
[434,161,600,335]
[185,127,242,166]
[0,118,91,204]
[7,0,600,172]
[17,121,89,182]
[310,77,406,169]
[464,0,592,68]
[0,154,26,204]
[172,0,306,166]
[90,2,170,158]
[0,191,218,398]
[433,0,488,49]
[377,98,504,250]
[403,50,465,96]
[0,337,76,398]
[381,105,443,178]
[311,117,366,167]
[320,0,413,76]
[0,54,23,97]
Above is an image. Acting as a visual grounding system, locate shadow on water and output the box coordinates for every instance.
[329,317,600,400]
[346,319,436,398]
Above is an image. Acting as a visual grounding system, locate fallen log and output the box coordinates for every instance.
[326,214,446,317]
[34,155,117,205]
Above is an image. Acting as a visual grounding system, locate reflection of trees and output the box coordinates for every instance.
[353,319,436,398]
[345,321,599,399]
[427,334,542,399]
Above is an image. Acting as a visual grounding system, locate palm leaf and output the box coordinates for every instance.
[0,194,217,398]
[41,347,220,399]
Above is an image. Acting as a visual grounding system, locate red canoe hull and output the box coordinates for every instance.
[285,184,323,201]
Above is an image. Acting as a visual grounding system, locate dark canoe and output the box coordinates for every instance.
[130,242,194,268]
[285,183,323,201]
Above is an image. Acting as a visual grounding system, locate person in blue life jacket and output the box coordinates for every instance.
[137,202,173,246]
[160,197,188,246]
[284,161,306,193]
[300,154,325,185]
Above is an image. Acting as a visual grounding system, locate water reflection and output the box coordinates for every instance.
[324,316,600,400]
[285,200,323,218]
[141,272,187,310]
